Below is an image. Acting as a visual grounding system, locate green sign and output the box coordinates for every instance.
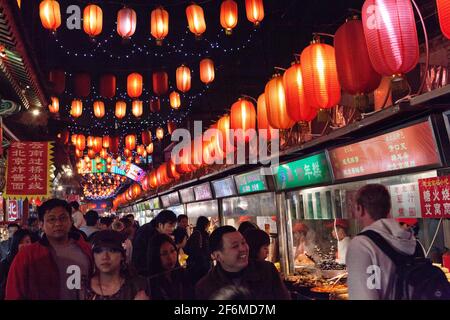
[272,153,331,190]
[234,170,268,195]
[91,159,107,173]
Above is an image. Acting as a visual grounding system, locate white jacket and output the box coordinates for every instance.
[346,219,418,300]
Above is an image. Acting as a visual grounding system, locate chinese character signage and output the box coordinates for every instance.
[418,176,450,218]
[7,199,19,221]
[234,170,268,195]
[194,182,213,201]
[389,183,422,218]
[272,152,332,190]
[5,142,52,200]
[329,121,440,180]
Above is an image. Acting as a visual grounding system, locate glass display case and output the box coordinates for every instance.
[186,199,220,233]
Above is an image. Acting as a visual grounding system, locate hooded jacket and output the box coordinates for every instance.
[5,232,92,300]
[346,218,419,300]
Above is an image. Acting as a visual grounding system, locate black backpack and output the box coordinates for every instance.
[360,230,450,300]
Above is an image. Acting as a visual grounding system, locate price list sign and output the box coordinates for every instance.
[329,121,440,180]
[5,142,52,199]
[389,183,422,218]
[234,170,268,195]
[418,176,450,218]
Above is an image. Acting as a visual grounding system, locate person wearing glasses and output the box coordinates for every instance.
[5,199,93,300]
[83,230,148,300]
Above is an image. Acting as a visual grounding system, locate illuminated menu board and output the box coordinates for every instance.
[212,177,237,198]
[329,121,441,180]
[160,195,170,208]
[234,170,268,195]
[179,187,195,203]
[194,182,213,201]
[148,197,160,210]
[168,192,181,206]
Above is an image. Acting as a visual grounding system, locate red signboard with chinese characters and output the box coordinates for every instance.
[5,142,52,199]
[418,176,450,218]
[329,121,440,180]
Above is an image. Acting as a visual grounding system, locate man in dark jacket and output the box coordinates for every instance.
[5,199,92,300]
[132,210,177,276]
[195,226,290,300]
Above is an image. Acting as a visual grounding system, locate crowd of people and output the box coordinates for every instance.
[0,183,448,300]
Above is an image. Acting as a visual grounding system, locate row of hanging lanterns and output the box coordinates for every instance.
[39,0,264,40]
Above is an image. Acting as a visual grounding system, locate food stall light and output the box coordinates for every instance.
[32,109,40,116]
[57,185,63,191]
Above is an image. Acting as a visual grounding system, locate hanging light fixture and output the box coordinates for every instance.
[39,0,61,31]
[99,74,116,98]
[176,65,191,93]
[245,0,264,26]
[75,134,86,151]
[93,101,105,118]
[151,6,169,45]
[83,4,102,37]
[220,0,238,35]
[102,136,110,149]
[115,101,126,119]
[70,100,83,118]
[186,3,206,37]
[132,100,143,118]
[200,58,215,85]
[141,130,152,146]
[152,71,169,96]
[156,127,164,140]
[49,96,59,113]
[230,98,256,143]
[264,74,295,129]
[146,143,154,154]
[170,91,181,109]
[117,7,137,39]
[125,134,136,150]
[257,93,278,141]
[127,73,143,98]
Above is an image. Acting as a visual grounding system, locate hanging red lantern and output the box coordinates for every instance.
[93,137,103,153]
[264,75,295,129]
[87,136,94,148]
[141,174,150,191]
[132,100,143,118]
[88,148,96,159]
[334,17,381,95]
[149,170,158,188]
[39,0,61,31]
[100,148,108,159]
[131,184,141,198]
[117,7,137,38]
[230,98,256,143]
[141,130,152,146]
[176,65,191,93]
[71,134,78,145]
[200,58,215,85]
[75,134,86,151]
[168,121,177,134]
[146,143,154,154]
[127,73,143,98]
[124,148,132,158]
[151,6,169,45]
[49,96,59,113]
[110,136,120,155]
[99,74,116,98]
[301,40,341,109]
[70,100,83,118]
[150,99,160,113]
[438,0,450,39]
[102,136,110,149]
[125,134,136,150]
[168,160,181,180]
[157,164,171,185]
[115,101,126,119]
[362,0,419,77]
[220,0,238,35]
[217,115,233,156]
[170,91,181,109]
[136,145,145,156]
[156,127,164,141]
[83,4,102,37]
[175,148,192,174]
[257,93,278,141]
[75,149,84,158]
[48,69,65,95]
[283,63,317,121]
[186,3,206,37]
[152,71,169,96]
[93,101,105,118]
[74,73,91,97]
[245,0,264,26]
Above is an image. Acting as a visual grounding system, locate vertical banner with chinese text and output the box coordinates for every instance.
[418,176,450,218]
[4,142,53,200]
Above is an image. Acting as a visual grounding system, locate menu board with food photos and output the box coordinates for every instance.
[160,195,170,208]
[168,192,181,206]
[212,177,237,198]
[148,197,160,210]
[194,182,213,201]
[234,170,268,195]
[179,187,195,203]
[328,121,441,180]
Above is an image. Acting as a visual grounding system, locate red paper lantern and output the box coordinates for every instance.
[168,121,177,135]
[283,63,317,121]
[157,164,171,185]
[70,100,83,118]
[438,0,450,39]
[146,143,154,154]
[71,134,78,145]
[99,74,116,98]
[362,0,419,76]
[75,134,86,151]
[124,149,132,158]
[132,100,143,117]
[301,40,341,109]
[334,17,381,95]
[149,170,158,188]
[115,101,126,119]
[264,75,295,129]
[136,145,145,156]
[48,69,65,95]
[83,4,102,37]
[49,96,59,113]
[200,58,215,84]
[39,0,61,31]
[245,0,264,26]
[75,149,84,158]
[93,101,105,118]
[230,98,256,143]
[152,71,168,96]
[141,130,152,146]
[156,127,164,140]
[257,93,278,141]
[220,0,238,35]
[100,148,108,159]
[93,137,103,153]
[170,91,181,109]
[131,184,141,198]
[74,73,91,97]
[176,65,191,93]
[125,134,136,150]
[151,6,169,45]
[110,136,120,155]
[168,160,181,180]
[150,98,161,113]
[87,136,94,148]
[117,7,136,38]
[186,3,206,36]
[217,115,233,156]
[88,149,96,159]
[127,73,143,98]
[102,136,110,149]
